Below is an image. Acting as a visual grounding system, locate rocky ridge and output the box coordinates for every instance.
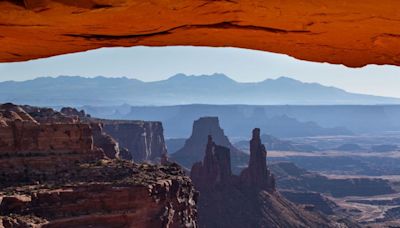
[0,103,198,227]
[58,106,167,162]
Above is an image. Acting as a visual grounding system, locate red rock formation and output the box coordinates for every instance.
[0,103,198,227]
[1,162,198,228]
[90,122,121,159]
[61,106,167,162]
[103,120,167,163]
[240,128,275,190]
[190,129,355,227]
[191,135,232,190]
[0,0,400,67]
[0,105,95,154]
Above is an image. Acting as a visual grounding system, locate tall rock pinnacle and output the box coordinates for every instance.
[248,128,267,185]
[240,128,275,190]
[191,135,231,190]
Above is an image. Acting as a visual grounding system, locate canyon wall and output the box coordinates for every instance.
[0,103,198,227]
[102,120,167,162]
[59,107,168,162]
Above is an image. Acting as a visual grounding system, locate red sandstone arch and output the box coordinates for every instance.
[1,0,400,67]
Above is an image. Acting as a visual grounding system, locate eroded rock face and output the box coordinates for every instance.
[191,136,231,190]
[102,120,167,162]
[189,129,348,228]
[90,122,121,159]
[240,128,275,190]
[0,103,198,227]
[1,0,400,67]
[60,106,88,118]
[63,106,168,162]
[0,104,101,181]
[0,162,198,228]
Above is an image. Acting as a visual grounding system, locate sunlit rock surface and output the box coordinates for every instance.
[0,103,198,227]
[0,0,400,66]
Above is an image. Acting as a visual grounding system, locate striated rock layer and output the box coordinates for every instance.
[0,161,198,228]
[0,103,198,227]
[102,120,167,163]
[190,130,357,228]
[59,106,168,162]
[1,0,400,67]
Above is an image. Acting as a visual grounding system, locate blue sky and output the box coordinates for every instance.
[1,46,400,98]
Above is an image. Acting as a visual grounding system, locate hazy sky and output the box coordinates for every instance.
[1,46,400,98]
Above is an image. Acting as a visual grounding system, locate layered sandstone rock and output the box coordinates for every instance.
[1,0,400,67]
[62,106,168,162]
[102,120,167,162]
[0,103,99,186]
[0,161,198,228]
[90,122,121,159]
[172,117,248,172]
[0,103,198,227]
[20,105,169,163]
[23,105,123,160]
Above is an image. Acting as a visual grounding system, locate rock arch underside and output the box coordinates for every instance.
[1,0,400,67]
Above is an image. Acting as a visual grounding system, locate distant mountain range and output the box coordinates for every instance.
[1,74,400,106]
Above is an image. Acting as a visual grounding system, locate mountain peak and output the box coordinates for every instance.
[166,73,235,83]
[260,76,301,84]
[275,76,299,82]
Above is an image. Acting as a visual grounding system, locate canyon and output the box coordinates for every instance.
[0,103,364,227]
[1,1,399,226]
[190,129,356,227]
[0,103,197,227]
[58,106,167,162]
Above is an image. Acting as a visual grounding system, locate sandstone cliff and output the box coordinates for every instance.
[0,103,198,227]
[59,106,167,162]
[102,120,167,163]
[172,117,248,173]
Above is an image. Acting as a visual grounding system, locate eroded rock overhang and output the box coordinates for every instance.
[1,0,400,67]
